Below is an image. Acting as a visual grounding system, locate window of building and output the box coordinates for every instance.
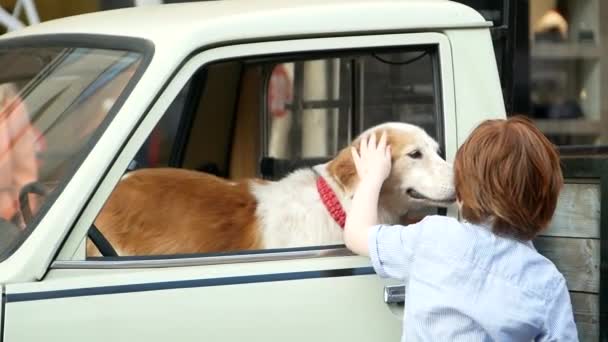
[528,0,607,153]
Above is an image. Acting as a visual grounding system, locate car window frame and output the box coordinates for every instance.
[0,34,154,262]
[54,32,457,268]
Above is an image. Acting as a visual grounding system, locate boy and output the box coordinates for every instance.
[344,116,578,341]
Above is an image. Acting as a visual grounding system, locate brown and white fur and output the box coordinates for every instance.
[88,122,456,256]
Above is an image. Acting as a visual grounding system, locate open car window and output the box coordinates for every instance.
[0,43,144,261]
[88,45,445,260]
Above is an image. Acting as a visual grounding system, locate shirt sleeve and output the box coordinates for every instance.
[535,279,579,342]
[367,217,427,281]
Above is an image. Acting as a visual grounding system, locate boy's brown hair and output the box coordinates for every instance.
[453,116,563,241]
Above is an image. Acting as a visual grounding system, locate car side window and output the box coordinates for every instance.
[88,45,445,259]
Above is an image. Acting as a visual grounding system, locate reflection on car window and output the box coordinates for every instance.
[0,46,142,260]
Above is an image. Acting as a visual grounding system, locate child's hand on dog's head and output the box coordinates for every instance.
[351,131,392,187]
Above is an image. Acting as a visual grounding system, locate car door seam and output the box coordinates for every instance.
[1,284,5,342]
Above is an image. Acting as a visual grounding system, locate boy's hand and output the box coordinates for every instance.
[344,131,391,256]
[351,131,392,186]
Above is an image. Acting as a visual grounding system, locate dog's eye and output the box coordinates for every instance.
[408,150,422,159]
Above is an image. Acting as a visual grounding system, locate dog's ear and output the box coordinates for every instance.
[327,139,360,192]
[327,129,396,192]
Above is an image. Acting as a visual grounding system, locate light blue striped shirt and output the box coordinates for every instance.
[369,215,578,341]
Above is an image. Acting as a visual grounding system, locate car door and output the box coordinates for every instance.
[3,32,457,341]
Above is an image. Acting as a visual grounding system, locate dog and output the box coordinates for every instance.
[87,122,456,256]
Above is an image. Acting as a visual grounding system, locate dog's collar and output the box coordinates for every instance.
[313,169,346,229]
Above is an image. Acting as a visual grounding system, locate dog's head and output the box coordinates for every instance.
[328,122,456,213]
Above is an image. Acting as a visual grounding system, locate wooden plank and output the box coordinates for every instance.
[534,237,600,293]
[571,293,599,342]
[541,183,601,238]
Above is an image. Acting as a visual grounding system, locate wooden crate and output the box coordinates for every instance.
[534,158,608,341]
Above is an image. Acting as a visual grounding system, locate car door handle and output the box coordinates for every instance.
[383,284,405,304]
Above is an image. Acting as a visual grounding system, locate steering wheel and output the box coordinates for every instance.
[18,181,118,257]
[18,181,48,225]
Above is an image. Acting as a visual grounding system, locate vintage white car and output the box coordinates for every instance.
[1,0,598,341]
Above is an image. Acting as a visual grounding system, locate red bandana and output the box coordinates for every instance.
[316,176,346,229]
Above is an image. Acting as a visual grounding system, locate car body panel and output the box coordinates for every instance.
[446,28,506,142]
[5,256,402,341]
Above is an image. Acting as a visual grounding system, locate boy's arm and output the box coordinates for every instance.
[343,132,390,256]
[343,177,383,256]
[343,132,427,281]
[535,279,579,342]
[345,176,427,281]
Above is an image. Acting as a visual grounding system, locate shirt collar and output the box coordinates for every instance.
[462,218,536,250]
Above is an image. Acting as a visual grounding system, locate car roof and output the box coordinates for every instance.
[1,0,488,49]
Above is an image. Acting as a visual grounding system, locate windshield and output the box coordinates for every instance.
[0,45,143,259]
